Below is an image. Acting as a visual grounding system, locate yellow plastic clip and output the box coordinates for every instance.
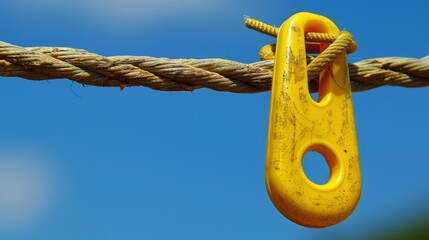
[266,12,361,228]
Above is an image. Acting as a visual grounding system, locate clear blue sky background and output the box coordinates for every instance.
[0,1,428,239]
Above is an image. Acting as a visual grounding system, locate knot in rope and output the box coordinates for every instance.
[245,17,357,81]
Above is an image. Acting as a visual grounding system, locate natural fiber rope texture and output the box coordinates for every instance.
[246,15,357,81]
[244,17,358,55]
[306,31,353,81]
[0,41,428,93]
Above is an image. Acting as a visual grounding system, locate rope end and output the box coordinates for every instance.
[244,17,279,38]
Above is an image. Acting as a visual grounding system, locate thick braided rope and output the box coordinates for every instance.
[0,41,428,93]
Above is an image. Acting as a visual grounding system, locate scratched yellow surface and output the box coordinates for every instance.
[265,12,361,228]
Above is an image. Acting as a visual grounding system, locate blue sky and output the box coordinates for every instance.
[0,0,428,239]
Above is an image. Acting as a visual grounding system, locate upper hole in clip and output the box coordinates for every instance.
[307,42,330,103]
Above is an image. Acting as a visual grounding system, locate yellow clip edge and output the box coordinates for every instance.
[265,12,361,228]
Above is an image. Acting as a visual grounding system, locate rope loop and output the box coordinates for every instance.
[245,17,357,81]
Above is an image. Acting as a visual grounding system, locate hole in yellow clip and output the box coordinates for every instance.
[309,91,320,103]
[308,71,331,104]
[307,42,332,104]
[301,143,341,188]
[302,151,330,185]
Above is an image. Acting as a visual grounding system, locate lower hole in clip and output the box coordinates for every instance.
[302,151,331,185]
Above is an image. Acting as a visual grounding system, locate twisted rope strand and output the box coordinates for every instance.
[0,41,428,93]
[244,17,358,54]
[306,31,353,81]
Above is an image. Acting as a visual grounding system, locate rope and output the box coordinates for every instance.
[0,17,427,93]
[0,40,428,93]
[306,31,353,81]
[246,14,357,83]
[245,17,358,82]
[1,19,428,94]
[244,17,358,55]
[243,17,429,91]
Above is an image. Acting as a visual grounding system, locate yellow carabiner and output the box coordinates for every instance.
[266,12,361,228]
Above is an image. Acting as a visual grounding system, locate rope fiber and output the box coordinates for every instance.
[0,17,428,93]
